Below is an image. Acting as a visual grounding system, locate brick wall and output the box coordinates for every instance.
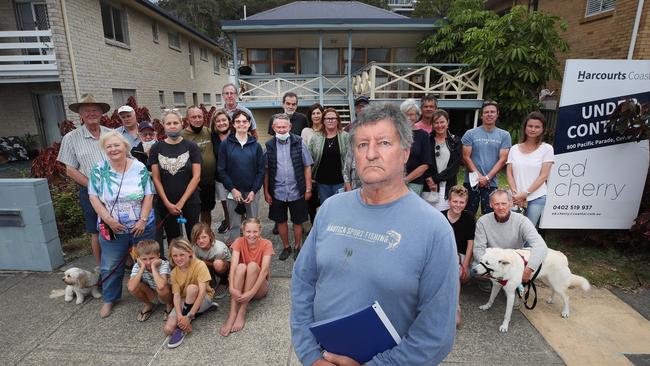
[47,0,230,125]
[0,83,61,139]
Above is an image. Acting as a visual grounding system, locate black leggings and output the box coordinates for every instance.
[154,200,200,257]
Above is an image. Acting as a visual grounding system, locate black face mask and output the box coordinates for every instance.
[190,124,203,134]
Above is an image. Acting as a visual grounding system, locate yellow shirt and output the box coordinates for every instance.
[171,258,214,299]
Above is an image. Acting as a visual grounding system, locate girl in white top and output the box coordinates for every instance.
[506,111,555,227]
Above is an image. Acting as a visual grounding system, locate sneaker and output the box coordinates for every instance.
[293,247,300,260]
[215,284,229,299]
[478,280,492,293]
[217,219,229,234]
[167,328,185,348]
[279,247,292,261]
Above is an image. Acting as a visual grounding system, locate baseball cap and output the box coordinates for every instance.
[118,105,134,114]
[138,121,154,131]
[354,96,370,106]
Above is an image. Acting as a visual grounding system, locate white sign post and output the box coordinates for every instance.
[540,59,650,229]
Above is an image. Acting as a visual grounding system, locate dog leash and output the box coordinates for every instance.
[517,255,542,310]
[90,247,134,288]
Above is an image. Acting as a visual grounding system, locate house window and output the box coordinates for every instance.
[367,48,390,63]
[152,22,159,43]
[585,0,615,16]
[343,48,366,73]
[200,47,208,61]
[213,53,220,74]
[192,93,198,106]
[168,31,181,50]
[100,2,128,44]
[158,90,165,106]
[248,49,270,74]
[188,42,195,79]
[203,93,211,105]
[273,48,297,74]
[173,91,186,107]
[215,93,222,105]
[112,88,136,106]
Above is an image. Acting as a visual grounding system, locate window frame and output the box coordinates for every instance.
[213,53,220,74]
[585,0,615,17]
[100,1,129,46]
[112,88,136,107]
[173,91,186,107]
[203,93,211,105]
[152,21,159,44]
[158,90,165,108]
[167,31,181,51]
[199,47,209,61]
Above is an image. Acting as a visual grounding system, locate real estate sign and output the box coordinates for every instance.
[540,59,650,229]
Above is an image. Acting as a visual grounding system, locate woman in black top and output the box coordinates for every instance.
[425,109,462,211]
[307,108,349,204]
[401,99,432,195]
[211,109,234,233]
[441,185,475,328]
[149,109,201,254]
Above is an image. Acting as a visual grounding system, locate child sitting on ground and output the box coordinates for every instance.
[190,222,231,299]
[220,218,275,336]
[164,238,216,349]
[127,239,173,322]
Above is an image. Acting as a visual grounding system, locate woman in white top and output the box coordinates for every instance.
[506,111,554,227]
[300,103,324,147]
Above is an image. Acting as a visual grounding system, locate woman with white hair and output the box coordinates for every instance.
[88,130,155,318]
[401,99,432,195]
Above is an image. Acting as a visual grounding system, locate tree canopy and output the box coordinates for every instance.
[412,0,453,19]
[418,0,569,125]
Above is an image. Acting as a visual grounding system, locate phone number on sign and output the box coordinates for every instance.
[552,205,593,210]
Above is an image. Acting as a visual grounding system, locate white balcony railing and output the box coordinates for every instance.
[352,63,484,101]
[239,75,348,104]
[0,30,59,83]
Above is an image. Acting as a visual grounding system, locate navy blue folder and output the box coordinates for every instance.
[309,301,402,364]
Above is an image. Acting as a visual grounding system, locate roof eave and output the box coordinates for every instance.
[222,21,439,33]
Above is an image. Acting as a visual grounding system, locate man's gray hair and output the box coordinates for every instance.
[489,188,513,202]
[272,113,291,125]
[222,83,237,94]
[349,103,413,151]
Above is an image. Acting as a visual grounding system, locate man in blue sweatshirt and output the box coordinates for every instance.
[291,103,458,366]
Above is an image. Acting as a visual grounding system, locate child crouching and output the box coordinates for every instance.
[127,239,172,322]
[164,238,216,348]
[191,222,231,298]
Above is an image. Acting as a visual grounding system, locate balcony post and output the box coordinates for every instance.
[347,31,354,121]
[319,31,324,105]
[232,33,239,89]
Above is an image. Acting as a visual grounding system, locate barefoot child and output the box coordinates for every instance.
[220,218,274,336]
[164,238,216,348]
[190,222,231,299]
[127,239,172,322]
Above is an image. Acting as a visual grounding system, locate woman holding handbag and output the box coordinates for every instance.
[89,131,155,318]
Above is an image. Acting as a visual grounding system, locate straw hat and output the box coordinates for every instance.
[69,93,111,114]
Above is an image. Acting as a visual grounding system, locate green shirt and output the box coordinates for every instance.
[181,127,215,183]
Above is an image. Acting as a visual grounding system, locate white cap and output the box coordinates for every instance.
[117,105,134,114]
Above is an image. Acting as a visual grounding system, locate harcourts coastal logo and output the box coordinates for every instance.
[577,70,650,82]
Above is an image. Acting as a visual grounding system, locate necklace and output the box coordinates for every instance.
[326,136,336,149]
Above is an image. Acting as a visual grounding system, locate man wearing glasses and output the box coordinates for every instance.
[461,101,511,215]
[222,83,258,138]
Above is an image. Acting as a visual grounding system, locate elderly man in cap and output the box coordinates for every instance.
[117,105,140,147]
[57,93,112,266]
[130,120,157,168]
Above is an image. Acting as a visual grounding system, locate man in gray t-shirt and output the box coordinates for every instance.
[461,101,511,214]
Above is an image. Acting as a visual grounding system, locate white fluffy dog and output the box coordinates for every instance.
[473,247,590,332]
[62,267,102,304]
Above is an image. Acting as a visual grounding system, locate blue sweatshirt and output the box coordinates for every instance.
[217,134,265,193]
[291,190,458,366]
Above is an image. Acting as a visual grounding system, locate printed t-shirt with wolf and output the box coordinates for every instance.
[148,139,201,204]
[88,159,155,232]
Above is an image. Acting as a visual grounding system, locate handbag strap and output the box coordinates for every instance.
[107,160,127,216]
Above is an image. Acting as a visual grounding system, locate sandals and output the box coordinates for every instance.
[137,307,154,322]
[163,306,172,321]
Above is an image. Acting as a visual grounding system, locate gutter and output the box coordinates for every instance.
[627,0,645,59]
[60,0,80,101]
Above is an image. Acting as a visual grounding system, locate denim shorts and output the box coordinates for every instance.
[79,186,99,234]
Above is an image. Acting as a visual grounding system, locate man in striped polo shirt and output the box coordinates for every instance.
[57,94,112,267]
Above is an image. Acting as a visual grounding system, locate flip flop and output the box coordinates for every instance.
[137,308,154,322]
[163,307,172,321]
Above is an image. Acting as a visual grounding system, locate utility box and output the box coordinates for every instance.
[0,178,64,271]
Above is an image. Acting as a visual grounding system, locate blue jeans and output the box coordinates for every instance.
[524,195,546,227]
[100,223,154,303]
[464,183,496,215]
[318,183,344,205]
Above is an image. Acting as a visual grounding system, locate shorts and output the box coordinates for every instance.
[199,183,216,211]
[169,295,214,317]
[79,186,99,234]
[268,197,308,224]
[215,181,228,201]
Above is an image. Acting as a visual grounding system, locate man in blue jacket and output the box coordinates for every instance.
[264,113,313,261]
